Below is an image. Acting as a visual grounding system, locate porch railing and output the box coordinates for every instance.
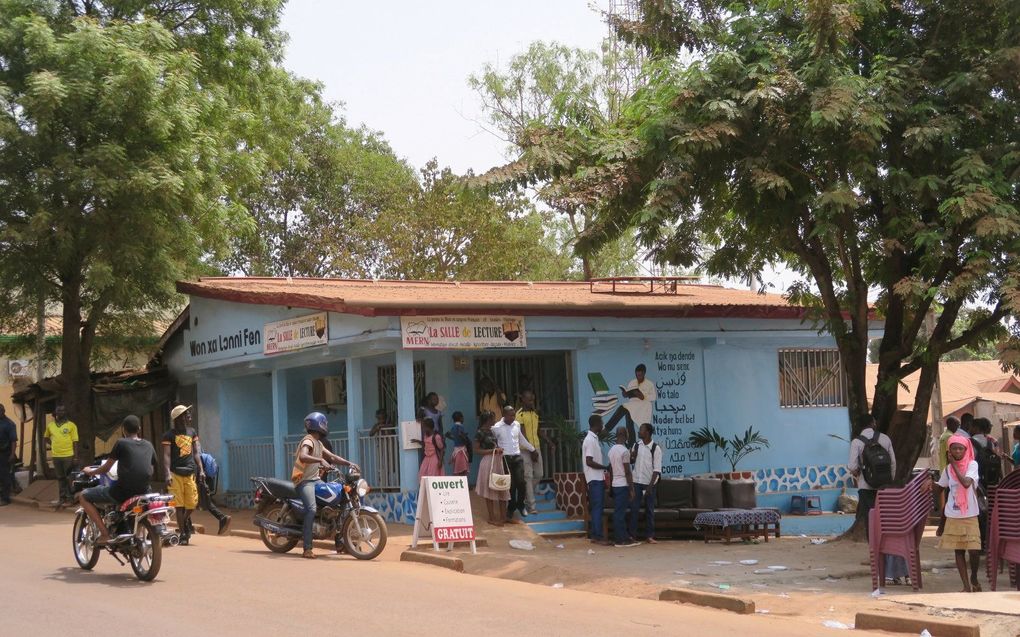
[358,430,401,492]
[540,422,579,480]
[225,436,275,492]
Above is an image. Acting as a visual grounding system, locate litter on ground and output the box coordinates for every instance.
[509,540,534,551]
[821,620,851,630]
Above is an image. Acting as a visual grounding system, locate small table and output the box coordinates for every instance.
[693,508,782,543]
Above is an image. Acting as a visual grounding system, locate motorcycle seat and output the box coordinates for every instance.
[119,495,143,512]
[261,478,299,500]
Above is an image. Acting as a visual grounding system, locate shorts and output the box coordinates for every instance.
[82,485,116,505]
[168,473,199,509]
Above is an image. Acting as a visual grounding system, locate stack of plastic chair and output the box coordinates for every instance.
[988,469,1020,591]
[868,471,932,591]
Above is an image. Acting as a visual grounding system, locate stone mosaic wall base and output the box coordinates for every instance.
[753,464,854,494]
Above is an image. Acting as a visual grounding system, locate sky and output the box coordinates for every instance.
[279,1,796,291]
[280,0,609,175]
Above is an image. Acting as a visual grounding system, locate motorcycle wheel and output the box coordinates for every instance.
[72,511,101,570]
[129,520,162,582]
[259,502,299,553]
[342,511,387,560]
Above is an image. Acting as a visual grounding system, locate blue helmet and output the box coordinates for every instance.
[304,412,328,436]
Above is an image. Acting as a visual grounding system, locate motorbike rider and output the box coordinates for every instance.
[78,415,157,545]
[293,412,359,559]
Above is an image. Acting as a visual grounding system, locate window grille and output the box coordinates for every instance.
[778,349,846,408]
[377,361,426,421]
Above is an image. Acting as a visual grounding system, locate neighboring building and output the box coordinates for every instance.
[865,360,1020,433]
[161,277,881,525]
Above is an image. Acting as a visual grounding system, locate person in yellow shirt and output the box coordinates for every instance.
[45,404,79,504]
[518,390,555,515]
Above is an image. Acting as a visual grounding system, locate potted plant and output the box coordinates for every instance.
[688,426,771,480]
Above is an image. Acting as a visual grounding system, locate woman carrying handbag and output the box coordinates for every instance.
[474,410,510,526]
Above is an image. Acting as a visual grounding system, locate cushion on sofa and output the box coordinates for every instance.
[676,508,712,521]
[723,480,757,509]
[692,478,724,510]
[657,478,693,508]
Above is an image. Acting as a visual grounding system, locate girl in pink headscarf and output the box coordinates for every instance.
[936,434,982,592]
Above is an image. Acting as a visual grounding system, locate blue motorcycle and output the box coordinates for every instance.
[250,469,387,560]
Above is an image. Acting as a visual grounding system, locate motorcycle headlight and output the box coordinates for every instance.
[356,479,370,497]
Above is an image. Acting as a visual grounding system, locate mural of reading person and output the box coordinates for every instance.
[604,364,657,449]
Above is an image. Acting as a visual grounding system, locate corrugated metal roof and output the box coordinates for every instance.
[866,360,1020,410]
[176,277,807,319]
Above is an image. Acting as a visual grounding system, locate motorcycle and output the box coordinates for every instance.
[250,468,388,560]
[69,470,178,581]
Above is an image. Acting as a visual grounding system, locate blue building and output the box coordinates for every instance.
[161,277,877,528]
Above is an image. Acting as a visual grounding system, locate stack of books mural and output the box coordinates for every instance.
[588,372,619,416]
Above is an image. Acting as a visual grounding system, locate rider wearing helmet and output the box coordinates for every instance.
[293,412,359,559]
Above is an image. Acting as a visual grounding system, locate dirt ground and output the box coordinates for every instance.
[18,483,1020,636]
[436,515,1020,637]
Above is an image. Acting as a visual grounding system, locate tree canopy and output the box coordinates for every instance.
[471,41,641,279]
[0,0,297,450]
[488,0,1020,474]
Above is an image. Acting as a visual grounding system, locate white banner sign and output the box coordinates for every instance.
[412,476,476,549]
[264,312,328,355]
[400,316,526,350]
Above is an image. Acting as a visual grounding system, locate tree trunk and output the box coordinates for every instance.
[59,280,96,462]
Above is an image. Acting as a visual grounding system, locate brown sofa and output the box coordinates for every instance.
[601,477,766,539]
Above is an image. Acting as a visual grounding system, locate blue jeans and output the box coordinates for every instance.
[587,480,605,541]
[629,483,656,540]
[297,480,318,550]
[612,486,632,543]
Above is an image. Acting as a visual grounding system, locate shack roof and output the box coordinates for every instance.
[176,277,808,319]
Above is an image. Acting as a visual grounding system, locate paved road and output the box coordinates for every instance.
[0,505,882,636]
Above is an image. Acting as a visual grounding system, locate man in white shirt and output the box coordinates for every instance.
[629,423,662,543]
[604,364,657,448]
[608,428,638,547]
[491,405,536,522]
[848,414,897,537]
[582,414,609,544]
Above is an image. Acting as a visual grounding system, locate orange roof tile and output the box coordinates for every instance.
[177,277,807,319]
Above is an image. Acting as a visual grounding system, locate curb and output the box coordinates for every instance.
[855,612,980,637]
[400,549,465,572]
[658,588,755,614]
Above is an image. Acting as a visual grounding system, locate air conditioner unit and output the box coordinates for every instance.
[8,359,29,377]
[311,375,346,408]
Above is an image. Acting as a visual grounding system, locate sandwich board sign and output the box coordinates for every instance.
[411,475,476,554]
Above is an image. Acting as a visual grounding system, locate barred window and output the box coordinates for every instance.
[778,349,847,408]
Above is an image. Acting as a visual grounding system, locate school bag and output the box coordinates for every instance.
[975,438,1002,486]
[200,452,218,479]
[856,430,893,488]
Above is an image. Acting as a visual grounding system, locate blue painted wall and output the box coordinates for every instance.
[219,374,273,442]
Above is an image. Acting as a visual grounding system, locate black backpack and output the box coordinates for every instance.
[857,431,893,488]
[976,438,1002,486]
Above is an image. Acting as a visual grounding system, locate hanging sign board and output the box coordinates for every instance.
[400,316,526,350]
[264,312,328,355]
[400,420,422,451]
[411,475,476,553]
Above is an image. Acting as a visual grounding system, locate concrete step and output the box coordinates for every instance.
[526,518,587,535]
[522,510,567,522]
[780,512,855,536]
[534,499,558,512]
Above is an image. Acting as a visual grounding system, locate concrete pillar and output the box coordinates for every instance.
[271,368,288,479]
[344,357,363,465]
[396,349,419,491]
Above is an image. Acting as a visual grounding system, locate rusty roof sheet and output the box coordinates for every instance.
[866,360,1020,410]
[176,277,807,319]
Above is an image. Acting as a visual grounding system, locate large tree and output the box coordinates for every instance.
[489,0,1020,478]
[0,1,295,453]
[471,41,641,280]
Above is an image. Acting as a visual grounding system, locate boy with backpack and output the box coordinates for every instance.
[848,414,896,538]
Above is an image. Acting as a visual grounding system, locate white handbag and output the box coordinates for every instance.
[488,454,511,492]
